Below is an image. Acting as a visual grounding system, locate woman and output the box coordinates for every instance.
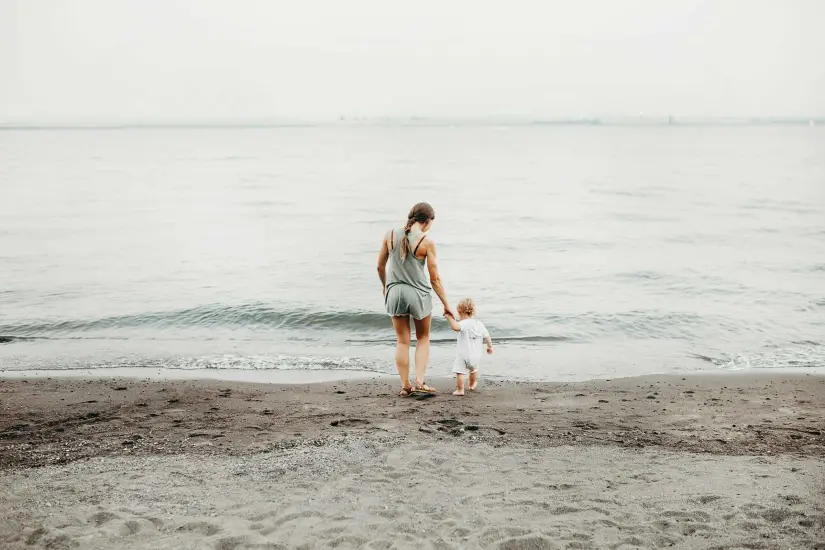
[377,202,454,396]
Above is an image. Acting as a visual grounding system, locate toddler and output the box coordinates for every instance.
[445,298,493,396]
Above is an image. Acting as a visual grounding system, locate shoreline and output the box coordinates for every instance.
[2,364,824,386]
[0,366,382,385]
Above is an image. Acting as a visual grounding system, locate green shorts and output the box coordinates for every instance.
[385,284,433,320]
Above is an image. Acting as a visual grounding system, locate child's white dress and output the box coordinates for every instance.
[451,318,489,374]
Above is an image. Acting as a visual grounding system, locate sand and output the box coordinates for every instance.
[1,372,824,549]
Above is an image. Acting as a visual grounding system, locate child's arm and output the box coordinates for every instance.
[481,322,493,354]
[444,312,462,332]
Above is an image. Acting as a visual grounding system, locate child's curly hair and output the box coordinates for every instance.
[457,298,476,317]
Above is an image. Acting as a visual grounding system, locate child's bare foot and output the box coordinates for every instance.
[469,383,478,391]
[452,390,465,396]
[469,371,478,391]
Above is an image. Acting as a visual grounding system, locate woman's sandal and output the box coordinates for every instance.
[398,386,414,397]
[413,382,437,393]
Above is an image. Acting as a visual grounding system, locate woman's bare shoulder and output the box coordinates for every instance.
[419,234,437,258]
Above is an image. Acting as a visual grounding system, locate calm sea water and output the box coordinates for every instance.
[1,125,823,381]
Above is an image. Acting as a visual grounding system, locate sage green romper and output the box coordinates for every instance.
[385,228,433,320]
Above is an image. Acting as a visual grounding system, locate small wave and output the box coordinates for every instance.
[0,335,38,344]
[0,304,396,336]
[741,201,822,215]
[693,343,825,370]
[614,270,668,281]
[0,305,794,348]
[137,354,384,372]
[553,310,724,341]
[346,335,573,345]
[0,354,386,373]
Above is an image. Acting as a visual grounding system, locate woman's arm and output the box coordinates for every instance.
[377,231,390,295]
[425,239,453,315]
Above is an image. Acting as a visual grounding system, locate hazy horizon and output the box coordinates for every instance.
[2,0,824,122]
[2,116,825,129]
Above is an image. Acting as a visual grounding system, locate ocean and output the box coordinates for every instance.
[1,125,823,381]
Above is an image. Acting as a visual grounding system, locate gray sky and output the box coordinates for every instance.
[1,0,824,122]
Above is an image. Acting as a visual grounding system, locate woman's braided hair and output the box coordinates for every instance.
[400,202,435,261]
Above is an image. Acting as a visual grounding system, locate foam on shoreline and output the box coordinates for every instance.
[0,366,383,384]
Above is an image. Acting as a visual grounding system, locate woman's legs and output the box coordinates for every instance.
[412,315,432,386]
[391,316,412,389]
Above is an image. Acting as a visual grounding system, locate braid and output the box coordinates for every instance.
[400,217,415,260]
[399,202,434,261]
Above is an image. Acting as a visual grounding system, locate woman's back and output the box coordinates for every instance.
[386,228,431,295]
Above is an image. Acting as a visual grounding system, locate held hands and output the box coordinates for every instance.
[443,307,457,318]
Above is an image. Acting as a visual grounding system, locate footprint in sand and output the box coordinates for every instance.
[329,418,369,427]
[328,535,370,548]
[550,506,582,515]
[118,520,144,536]
[661,509,711,522]
[90,511,119,526]
[497,535,556,550]
[478,528,533,547]
[176,521,222,536]
[41,534,77,550]
[257,510,325,529]
[386,445,432,468]
[24,527,47,545]
[761,508,798,523]
[611,536,646,548]
[214,536,247,550]
[141,516,164,529]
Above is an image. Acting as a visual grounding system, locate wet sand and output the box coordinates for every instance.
[1,372,824,549]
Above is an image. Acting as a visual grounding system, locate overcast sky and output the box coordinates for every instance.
[1,0,823,122]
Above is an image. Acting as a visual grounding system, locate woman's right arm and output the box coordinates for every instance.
[425,239,453,316]
[377,231,390,295]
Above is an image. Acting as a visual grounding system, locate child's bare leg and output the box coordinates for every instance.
[469,370,478,391]
[452,374,465,396]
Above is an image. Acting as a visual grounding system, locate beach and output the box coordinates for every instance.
[2,372,823,549]
[4,4,825,548]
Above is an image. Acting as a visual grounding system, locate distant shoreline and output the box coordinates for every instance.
[1,116,823,130]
